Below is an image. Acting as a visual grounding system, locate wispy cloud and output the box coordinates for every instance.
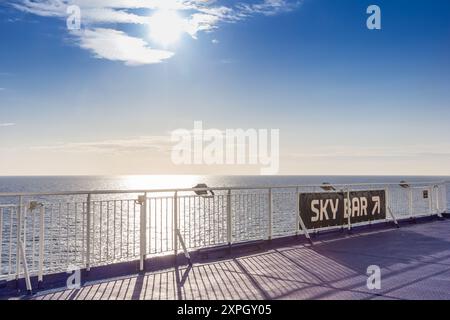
[287,144,450,159]
[237,0,301,16]
[76,28,174,65]
[31,135,172,153]
[0,123,15,127]
[10,0,301,65]
[0,88,5,91]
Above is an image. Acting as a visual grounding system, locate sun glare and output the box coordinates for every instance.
[149,10,185,46]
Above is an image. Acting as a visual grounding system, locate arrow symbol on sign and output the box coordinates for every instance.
[372,196,380,214]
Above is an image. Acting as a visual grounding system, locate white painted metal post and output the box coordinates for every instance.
[86,194,91,271]
[16,196,23,281]
[409,189,413,217]
[297,191,313,244]
[295,187,300,235]
[385,186,390,219]
[346,189,352,231]
[18,240,32,294]
[435,186,440,213]
[434,185,443,218]
[298,217,312,244]
[444,183,448,214]
[38,205,45,284]
[268,188,273,240]
[173,192,178,256]
[0,208,2,274]
[428,187,433,215]
[226,189,232,246]
[139,193,147,272]
[176,229,191,264]
[385,187,399,228]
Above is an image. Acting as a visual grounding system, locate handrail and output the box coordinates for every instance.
[0,180,447,198]
[0,179,447,286]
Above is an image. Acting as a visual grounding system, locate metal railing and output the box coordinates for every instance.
[0,181,448,288]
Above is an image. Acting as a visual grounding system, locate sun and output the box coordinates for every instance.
[149,10,185,46]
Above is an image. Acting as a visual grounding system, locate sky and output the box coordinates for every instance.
[0,0,450,176]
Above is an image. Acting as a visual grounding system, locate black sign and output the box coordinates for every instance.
[299,190,386,229]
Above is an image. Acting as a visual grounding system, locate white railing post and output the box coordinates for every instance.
[295,187,300,235]
[18,240,32,294]
[428,187,433,215]
[139,193,147,272]
[176,229,191,264]
[385,187,399,228]
[441,183,449,213]
[0,208,2,274]
[38,205,45,285]
[15,196,23,282]
[268,188,273,240]
[18,239,32,294]
[226,189,232,246]
[409,189,413,217]
[385,186,389,214]
[434,184,444,218]
[296,188,313,244]
[86,194,92,271]
[173,192,178,256]
[435,185,440,214]
[346,188,352,232]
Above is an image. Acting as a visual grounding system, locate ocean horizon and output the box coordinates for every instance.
[1,175,449,194]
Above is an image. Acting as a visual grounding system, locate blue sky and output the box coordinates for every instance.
[0,0,450,175]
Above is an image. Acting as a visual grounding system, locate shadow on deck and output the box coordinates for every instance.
[4,217,450,300]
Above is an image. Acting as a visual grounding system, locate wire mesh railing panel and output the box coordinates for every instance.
[90,199,140,265]
[437,183,448,213]
[148,197,174,254]
[411,187,432,216]
[42,202,86,273]
[272,190,296,237]
[387,186,412,219]
[177,194,229,250]
[0,206,19,280]
[232,192,268,243]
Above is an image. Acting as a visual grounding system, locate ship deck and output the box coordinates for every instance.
[6,217,450,300]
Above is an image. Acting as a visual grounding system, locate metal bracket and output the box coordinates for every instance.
[385,187,399,228]
[387,206,400,228]
[28,201,43,211]
[297,193,313,245]
[298,214,313,245]
[18,240,32,294]
[176,229,192,265]
[27,202,45,284]
[136,195,146,206]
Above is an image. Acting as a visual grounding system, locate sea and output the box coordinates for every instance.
[0,175,449,194]
[0,175,449,277]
